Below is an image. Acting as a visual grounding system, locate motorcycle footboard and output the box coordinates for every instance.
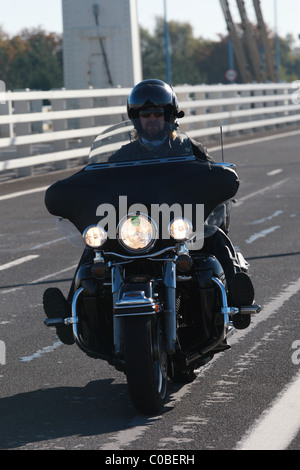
[211,276,260,317]
[239,305,261,315]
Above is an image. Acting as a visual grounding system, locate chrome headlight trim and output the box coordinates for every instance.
[117,213,157,253]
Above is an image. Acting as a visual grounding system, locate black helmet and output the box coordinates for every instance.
[127,79,184,124]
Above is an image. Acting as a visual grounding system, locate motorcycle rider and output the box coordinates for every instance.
[110,79,214,164]
[43,79,255,342]
[113,79,255,326]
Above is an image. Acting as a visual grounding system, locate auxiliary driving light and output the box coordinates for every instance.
[83,225,107,248]
[169,218,193,241]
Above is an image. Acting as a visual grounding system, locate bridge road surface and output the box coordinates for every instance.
[0,130,300,451]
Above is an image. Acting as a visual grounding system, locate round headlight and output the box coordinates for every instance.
[83,225,107,248]
[169,218,193,241]
[118,214,157,252]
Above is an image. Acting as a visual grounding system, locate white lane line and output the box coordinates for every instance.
[230,276,300,347]
[211,278,300,452]
[245,225,280,244]
[236,178,289,206]
[267,169,283,176]
[0,186,49,201]
[20,340,62,362]
[0,254,39,271]
[236,370,300,450]
[251,210,283,225]
[209,129,300,153]
[101,278,300,451]
[0,340,5,365]
[231,277,300,450]
[30,237,66,250]
[30,264,78,284]
[0,264,78,294]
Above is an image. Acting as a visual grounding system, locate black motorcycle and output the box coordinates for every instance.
[43,121,260,414]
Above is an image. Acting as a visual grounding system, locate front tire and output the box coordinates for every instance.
[124,316,168,414]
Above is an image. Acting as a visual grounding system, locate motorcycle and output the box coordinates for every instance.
[43,121,260,414]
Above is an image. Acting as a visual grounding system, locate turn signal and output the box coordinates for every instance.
[91,262,108,279]
[176,254,193,272]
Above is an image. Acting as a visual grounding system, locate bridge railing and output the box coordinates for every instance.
[0,83,299,177]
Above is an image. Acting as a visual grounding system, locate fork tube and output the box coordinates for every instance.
[71,287,83,343]
[111,265,123,355]
[164,260,177,354]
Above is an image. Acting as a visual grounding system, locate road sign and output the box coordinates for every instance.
[225,69,237,82]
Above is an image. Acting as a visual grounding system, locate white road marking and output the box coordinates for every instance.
[20,340,62,362]
[235,178,289,206]
[236,370,300,450]
[230,276,300,346]
[0,254,39,271]
[0,264,77,294]
[230,278,300,450]
[251,210,283,225]
[0,340,5,365]
[101,277,300,450]
[245,225,280,244]
[0,133,298,447]
[30,264,78,285]
[30,237,66,250]
[99,416,160,450]
[209,129,300,154]
[267,169,283,176]
[0,186,48,201]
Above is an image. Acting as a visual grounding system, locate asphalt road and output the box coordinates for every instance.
[0,129,300,452]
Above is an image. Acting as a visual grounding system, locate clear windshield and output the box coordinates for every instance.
[87,120,193,165]
[204,199,232,237]
[55,121,235,247]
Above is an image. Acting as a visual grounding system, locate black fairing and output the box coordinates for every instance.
[45,159,239,254]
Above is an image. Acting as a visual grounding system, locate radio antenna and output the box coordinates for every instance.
[220,126,225,162]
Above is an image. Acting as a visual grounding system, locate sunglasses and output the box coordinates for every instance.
[139,109,164,118]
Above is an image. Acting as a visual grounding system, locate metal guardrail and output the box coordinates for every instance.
[0,83,299,177]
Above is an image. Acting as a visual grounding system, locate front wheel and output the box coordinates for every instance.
[124,316,168,414]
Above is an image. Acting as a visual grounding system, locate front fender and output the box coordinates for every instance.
[114,279,158,317]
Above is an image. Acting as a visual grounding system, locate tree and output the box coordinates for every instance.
[140,18,235,85]
[0,27,63,90]
[140,25,166,80]
[276,34,300,82]
[140,17,300,85]
[0,22,298,90]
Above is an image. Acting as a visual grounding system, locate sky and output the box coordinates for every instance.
[0,0,299,46]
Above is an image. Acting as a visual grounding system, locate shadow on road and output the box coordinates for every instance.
[0,378,182,449]
[247,251,300,261]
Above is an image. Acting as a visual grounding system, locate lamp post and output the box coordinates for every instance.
[163,0,172,83]
[274,0,280,81]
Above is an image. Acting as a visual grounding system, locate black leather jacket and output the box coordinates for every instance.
[109,135,215,164]
[190,138,215,163]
